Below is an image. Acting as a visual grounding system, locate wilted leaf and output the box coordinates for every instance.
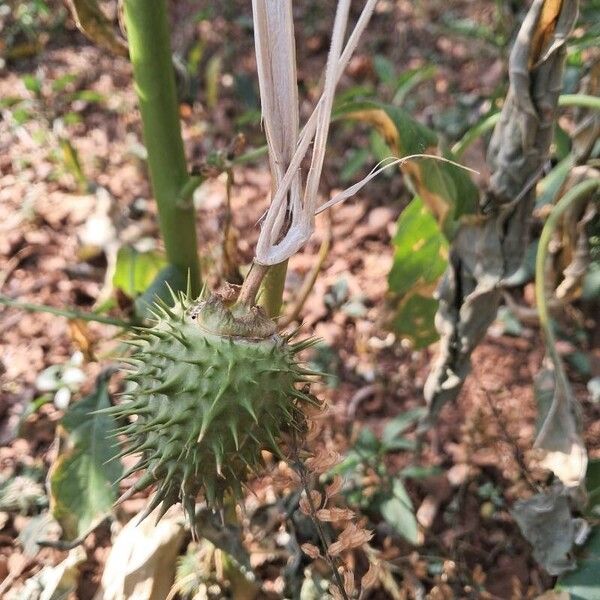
[556,527,600,600]
[49,372,123,540]
[336,100,479,238]
[380,479,419,544]
[512,483,587,575]
[95,506,186,600]
[534,369,588,488]
[328,522,373,555]
[300,543,321,559]
[536,592,570,600]
[423,0,578,425]
[0,475,46,512]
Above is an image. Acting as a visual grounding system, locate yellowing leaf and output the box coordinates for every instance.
[337,100,479,238]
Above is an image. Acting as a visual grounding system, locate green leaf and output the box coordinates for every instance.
[391,294,440,349]
[52,73,77,92]
[113,246,168,299]
[355,428,381,457]
[583,263,600,300]
[496,306,523,337]
[369,129,393,164]
[22,74,42,96]
[373,55,396,87]
[557,528,600,600]
[58,137,88,191]
[49,372,123,540]
[134,264,188,319]
[389,197,448,296]
[340,148,370,182]
[380,479,419,544]
[382,407,427,445]
[585,459,600,512]
[392,65,436,106]
[400,465,443,479]
[554,124,572,161]
[205,54,222,109]
[71,89,105,104]
[387,194,446,348]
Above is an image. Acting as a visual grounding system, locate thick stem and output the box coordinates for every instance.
[124,0,201,296]
[258,260,287,318]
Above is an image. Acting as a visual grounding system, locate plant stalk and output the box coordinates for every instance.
[258,261,287,318]
[124,0,201,295]
[535,177,600,367]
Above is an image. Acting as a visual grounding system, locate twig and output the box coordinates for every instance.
[290,433,349,600]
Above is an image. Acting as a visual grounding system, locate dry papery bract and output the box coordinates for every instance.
[328,522,374,556]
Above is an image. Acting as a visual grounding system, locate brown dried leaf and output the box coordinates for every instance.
[305,449,342,474]
[325,475,343,499]
[305,418,322,442]
[361,562,379,589]
[328,523,373,555]
[330,584,345,600]
[343,569,356,597]
[315,507,355,522]
[298,496,311,516]
[300,543,321,560]
[310,490,323,508]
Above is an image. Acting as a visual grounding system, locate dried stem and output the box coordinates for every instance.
[295,462,349,600]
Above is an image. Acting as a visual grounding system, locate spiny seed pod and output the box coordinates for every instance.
[109,289,319,523]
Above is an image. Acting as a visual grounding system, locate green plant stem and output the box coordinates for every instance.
[232,145,268,165]
[124,0,201,295]
[558,94,600,111]
[259,261,288,318]
[452,93,600,158]
[0,295,135,328]
[451,112,500,158]
[535,178,600,367]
